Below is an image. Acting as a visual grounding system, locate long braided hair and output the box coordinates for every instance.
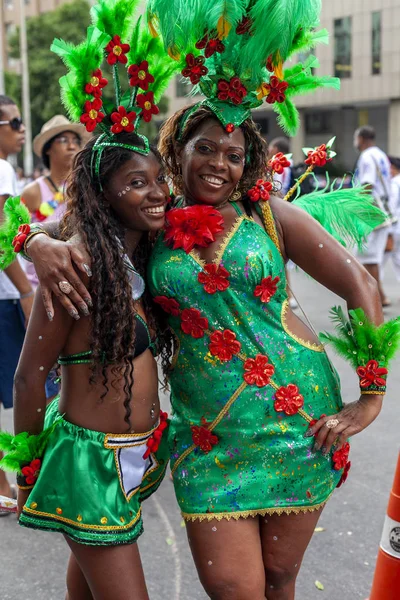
[61,132,174,430]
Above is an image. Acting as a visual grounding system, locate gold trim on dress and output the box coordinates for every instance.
[139,461,168,494]
[22,505,142,531]
[281,299,324,353]
[260,201,282,256]
[189,215,246,269]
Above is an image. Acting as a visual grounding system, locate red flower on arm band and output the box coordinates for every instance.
[182,53,208,85]
[356,360,388,389]
[181,308,209,339]
[128,61,155,91]
[198,264,230,294]
[268,153,291,174]
[248,180,273,202]
[191,418,218,453]
[243,354,275,387]
[274,384,304,416]
[154,296,181,316]
[105,35,130,65]
[21,458,42,486]
[12,224,31,253]
[209,329,241,362]
[110,106,136,134]
[85,69,108,98]
[254,276,280,303]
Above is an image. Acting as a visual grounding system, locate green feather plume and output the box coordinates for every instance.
[273,98,300,136]
[320,307,400,370]
[90,0,140,42]
[288,27,329,58]
[0,421,60,475]
[0,196,30,270]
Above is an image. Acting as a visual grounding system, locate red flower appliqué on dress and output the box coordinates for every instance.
[305,144,331,168]
[248,180,273,202]
[254,276,280,303]
[332,442,350,471]
[243,354,275,387]
[198,264,230,294]
[181,308,209,339]
[143,411,168,459]
[21,458,42,486]
[110,106,136,134]
[337,460,351,488]
[105,35,130,66]
[80,98,105,132]
[356,360,388,389]
[264,76,289,104]
[128,61,154,91]
[164,205,224,254]
[268,152,291,174]
[136,92,159,123]
[209,330,241,362]
[154,296,181,317]
[181,54,208,85]
[217,77,247,105]
[274,384,304,416]
[191,418,218,453]
[85,69,108,98]
[195,35,225,58]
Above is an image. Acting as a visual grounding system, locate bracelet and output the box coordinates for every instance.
[20,290,34,300]
[11,224,30,253]
[20,225,50,263]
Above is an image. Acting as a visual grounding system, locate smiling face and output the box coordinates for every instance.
[178,118,246,206]
[104,152,170,233]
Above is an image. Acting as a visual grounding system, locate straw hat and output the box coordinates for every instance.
[33,115,91,157]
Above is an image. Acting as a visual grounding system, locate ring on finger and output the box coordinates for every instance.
[58,280,73,295]
[326,418,340,429]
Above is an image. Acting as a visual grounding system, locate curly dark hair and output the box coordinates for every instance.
[158,103,269,197]
[61,132,174,430]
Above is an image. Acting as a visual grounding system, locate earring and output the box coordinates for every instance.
[229,186,242,202]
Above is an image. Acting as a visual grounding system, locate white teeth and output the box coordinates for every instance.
[201,175,225,185]
[143,206,165,215]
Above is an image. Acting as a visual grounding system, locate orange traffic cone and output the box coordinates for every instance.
[368,450,400,599]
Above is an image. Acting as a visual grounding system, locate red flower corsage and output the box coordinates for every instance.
[268,152,291,174]
[217,77,247,105]
[209,329,241,362]
[248,179,273,202]
[274,384,304,416]
[154,296,181,317]
[195,35,225,58]
[191,418,218,453]
[337,461,351,488]
[12,224,31,253]
[198,264,230,294]
[356,359,388,389]
[21,458,41,486]
[128,61,155,91]
[164,205,224,253]
[181,53,208,85]
[236,17,252,35]
[84,69,108,98]
[243,354,275,387]
[143,411,168,459]
[254,276,280,303]
[181,308,209,339]
[105,35,130,66]
[80,98,105,132]
[136,91,159,123]
[264,76,289,104]
[110,106,136,134]
[332,442,350,471]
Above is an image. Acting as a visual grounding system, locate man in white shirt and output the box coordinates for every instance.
[354,125,392,306]
[0,95,32,501]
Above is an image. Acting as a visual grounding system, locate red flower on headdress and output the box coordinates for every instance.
[105,35,130,66]
[182,53,208,85]
[254,276,280,303]
[332,442,350,471]
[356,359,388,389]
[264,76,289,104]
[181,308,209,339]
[266,55,274,73]
[21,458,42,486]
[236,17,252,35]
[128,61,155,91]
[305,144,331,168]
[243,354,275,387]
[164,205,224,253]
[191,418,218,453]
[195,35,225,58]
[198,264,230,294]
[84,69,108,98]
[274,384,305,416]
[154,296,181,317]
[337,461,351,488]
[110,106,136,134]
[209,329,241,362]
[143,411,168,459]
[136,92,159,123]
[217,77,247,105]
[12,224,31,253]
[80,98,105,132]
[268,152,291,174]
[247,179,273,202]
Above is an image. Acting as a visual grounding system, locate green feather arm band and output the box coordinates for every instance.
[0,422,59,489]
[0,196,30,270]
[320,306,400,395]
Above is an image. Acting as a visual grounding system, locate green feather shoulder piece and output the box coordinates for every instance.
[0,196,30,270]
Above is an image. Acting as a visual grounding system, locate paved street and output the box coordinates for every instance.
[1,266,399,600]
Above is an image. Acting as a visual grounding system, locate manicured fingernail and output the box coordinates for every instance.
[70,311,80,320]
[313,445,319,453]
[321,446,327,455]
[81,306,89,316]
[86,298,93,308]
[83,264,92,277]
[47,311,53,322]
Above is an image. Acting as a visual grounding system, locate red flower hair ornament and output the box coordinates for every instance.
[80,98,105,132]
[274,384,304,416]
[268,152,292,174]
[264,76,288,104]
[217,77,247,105]
[85,69,108,98]
[356,359,388,389]
[182,53,208,85]
[195,35,225,58]
[198,264,230,294]
[248,179,273,202]
[191,418,219,453]
[243,354,275,387]
[105,35,130,66]
[110,106,136,134]
[164,205,224,253]
[303,137,337,168]
[209,329,241,362]
[136,92,159,123]
[128,61,154,91]
[181,308,209,339]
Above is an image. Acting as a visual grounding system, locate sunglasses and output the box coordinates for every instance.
[0,117,24,131]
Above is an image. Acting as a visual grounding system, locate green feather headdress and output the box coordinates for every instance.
[147,0,339,136]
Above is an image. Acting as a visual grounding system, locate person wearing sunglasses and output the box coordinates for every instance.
[0,95,30,506]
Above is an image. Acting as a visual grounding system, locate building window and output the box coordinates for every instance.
[372,11,381,75]
[334,17,352,79]
[305,112,332,135]
[5,0,14,9]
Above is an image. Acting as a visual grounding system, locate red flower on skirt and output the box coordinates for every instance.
[356,359,388,389]
[128,61,154,91]
[264,76,289,104]
[305,144,331,168]
[268,152,291,174]
[191,418,218,453]
[154,296,181,317]
[248,179,273,202]
[21,458,42,485]
[105,35,130,66]
[136,92,159,123]
[80,98,105,132]
[110,106,136,134]
[143,411,168,459]
[85,69,108,98]
[198,264,230,294]
[243,354,275,387]
[182,53,208,85]
[209,329,241,362]
[332,442,350,471]
[217,77,247,105]
[337,461,351,488]
[181,308,209,339]
[254,275,280,303]
[274,384,304,416]
[164,205,224,253]
[195,35,225,58]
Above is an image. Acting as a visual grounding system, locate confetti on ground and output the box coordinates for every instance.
[314,527,326,532]
[315,580,325,591]
[166,537,174,546]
